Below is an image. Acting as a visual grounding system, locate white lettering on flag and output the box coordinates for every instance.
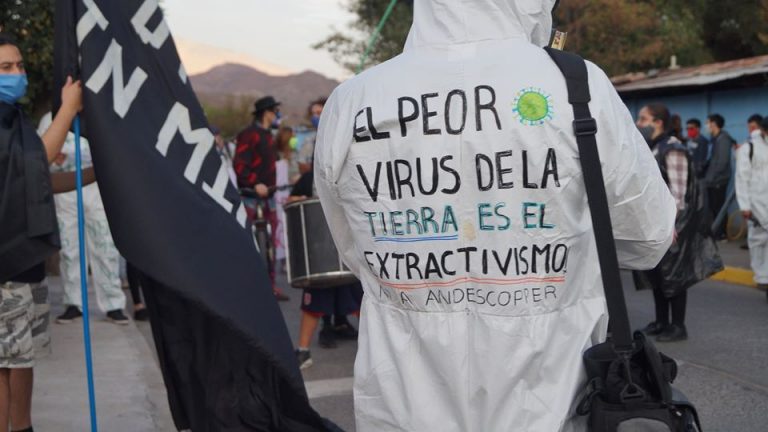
[85,40,148,118]
[179,63,188,84]
[156,102,214,184]
[131,0,170,49]
[77,0,109,45]
[236,204,247,228]
[203,164,235,212]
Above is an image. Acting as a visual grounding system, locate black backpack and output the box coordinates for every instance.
[544,47,702,432]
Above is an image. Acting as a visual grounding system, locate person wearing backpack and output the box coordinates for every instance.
[735,116,768,298]
[633,104,701,343]
[314,1,677,429]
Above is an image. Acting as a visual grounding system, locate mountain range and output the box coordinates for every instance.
[190,63,341,126]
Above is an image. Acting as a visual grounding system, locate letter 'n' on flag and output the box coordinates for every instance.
[53,1,333,430]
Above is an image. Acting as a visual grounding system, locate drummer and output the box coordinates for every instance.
[289,168,363,369]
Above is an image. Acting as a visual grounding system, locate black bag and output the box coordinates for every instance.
[544,47,702,432]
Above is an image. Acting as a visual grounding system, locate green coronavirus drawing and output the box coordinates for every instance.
[513,88,554,125]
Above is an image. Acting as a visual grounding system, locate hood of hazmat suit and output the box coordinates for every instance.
[315,1,676,431]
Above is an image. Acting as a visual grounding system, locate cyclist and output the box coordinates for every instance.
[234,96,289,301]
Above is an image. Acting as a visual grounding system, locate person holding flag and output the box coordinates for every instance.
[0,32,82,432]
[52,1,332,430]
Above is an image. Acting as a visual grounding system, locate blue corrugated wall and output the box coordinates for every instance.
[623,86,768,143]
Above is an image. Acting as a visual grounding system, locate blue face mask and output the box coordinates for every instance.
[0,74,28,104]
[271,111,282,129]
[311,115,321,129]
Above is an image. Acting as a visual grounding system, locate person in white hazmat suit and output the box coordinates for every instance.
[315,1,676,430]
[736,119,768,297]
[38,113,128,324]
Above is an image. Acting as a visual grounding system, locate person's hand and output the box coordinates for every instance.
[255,183,269,198]
[287,195,307,203]
[61,76,83,115]
[53,153,67,166]
[742,210,753,220]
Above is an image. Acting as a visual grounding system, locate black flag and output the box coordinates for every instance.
[53,1,330,430]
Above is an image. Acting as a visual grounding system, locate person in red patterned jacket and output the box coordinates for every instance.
[234,96,280,197]
[234,96,290,301]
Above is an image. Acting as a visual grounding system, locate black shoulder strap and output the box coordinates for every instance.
[543,47,633,352]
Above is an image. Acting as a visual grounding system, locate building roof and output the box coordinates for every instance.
[612,55,768,93]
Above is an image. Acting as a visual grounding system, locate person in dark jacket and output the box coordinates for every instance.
[233,96,290,301]
[705,113,736,238]
[634,103,722,342]
[234,96,279,199]
[685,118,710,179]
[288,169,362,370]
[0,33,82,432]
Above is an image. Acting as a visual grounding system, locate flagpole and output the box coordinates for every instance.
[74,115,99,432]
[357,0,399,74]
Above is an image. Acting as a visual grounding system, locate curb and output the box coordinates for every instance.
[710,266,757,288]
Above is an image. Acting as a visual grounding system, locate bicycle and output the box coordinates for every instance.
[239,188,276,276]
[715,189,748,242]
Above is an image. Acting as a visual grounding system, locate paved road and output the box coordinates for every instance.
[285,272,768,432]
[35,271,767,431]
[33,277,175,431]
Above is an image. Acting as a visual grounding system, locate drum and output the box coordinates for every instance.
[284,198,357,289]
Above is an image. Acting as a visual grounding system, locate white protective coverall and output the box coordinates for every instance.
[736,129,768,285]
[315,1,676,430]
[39,114,126,313]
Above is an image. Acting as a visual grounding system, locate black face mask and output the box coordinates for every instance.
[638,125,655,145]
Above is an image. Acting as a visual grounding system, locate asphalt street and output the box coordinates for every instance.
[38,270,767,431]
[282,272,768,432]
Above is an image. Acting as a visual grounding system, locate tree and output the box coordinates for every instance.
[314,0,413,73]
[318,0,768,77]
[701,0,768,61]
[556,0,712,76]
[0,0,55,118]
[201,95,253,139]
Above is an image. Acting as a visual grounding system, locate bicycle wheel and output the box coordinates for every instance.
[726,211,747,241]
[255,228,270,265]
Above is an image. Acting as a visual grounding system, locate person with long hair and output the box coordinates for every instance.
[634,103,720,342]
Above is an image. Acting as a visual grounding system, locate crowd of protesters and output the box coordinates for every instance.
[0,28,350,429]
[633,104,768,343]
[222,95,362,369]
[2,16,767,429]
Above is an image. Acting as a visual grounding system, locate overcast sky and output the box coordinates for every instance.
[163,0,355,79]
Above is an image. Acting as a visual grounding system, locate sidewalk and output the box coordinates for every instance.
[32,277,175,432]
[711,239,758,287]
